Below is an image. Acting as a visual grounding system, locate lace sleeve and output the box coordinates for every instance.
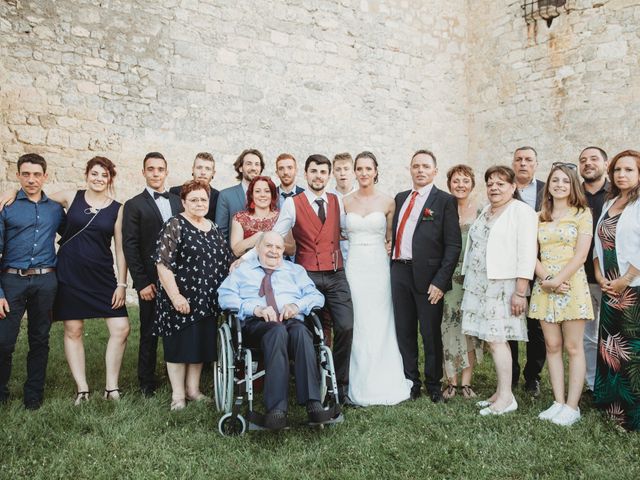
[154,216,182,271]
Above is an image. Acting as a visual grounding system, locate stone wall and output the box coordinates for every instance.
[466,0,640,179]
[0,0,469,198]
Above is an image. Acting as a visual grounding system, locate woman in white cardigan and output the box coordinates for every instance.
[461,165,538,416]
[592,150,640,432]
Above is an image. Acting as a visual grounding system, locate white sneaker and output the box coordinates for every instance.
[538,401,564,421]
[551,405,581,426]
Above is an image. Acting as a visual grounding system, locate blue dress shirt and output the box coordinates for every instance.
[0,189,65,297]
[218,256,324,321]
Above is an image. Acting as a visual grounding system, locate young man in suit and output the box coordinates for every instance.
[275,153,304,209]
[122,152,182,396]
[390,149,461,403]
[215,148,264,243]
[510,146,546,396]
[169,152,218,222]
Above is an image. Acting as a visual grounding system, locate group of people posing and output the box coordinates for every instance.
[0,145,638,432]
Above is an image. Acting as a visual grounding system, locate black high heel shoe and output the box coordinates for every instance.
[104,388,121,400]
[74,391,90,406]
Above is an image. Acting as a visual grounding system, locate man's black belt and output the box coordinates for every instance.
[392,259,412,265]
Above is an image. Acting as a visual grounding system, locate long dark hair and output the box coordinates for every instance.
[246,176,277,213]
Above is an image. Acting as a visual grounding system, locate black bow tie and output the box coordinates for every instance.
[153,191,169,200]
[281,191,295,198]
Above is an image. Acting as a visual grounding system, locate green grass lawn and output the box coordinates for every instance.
[1,308,639,479]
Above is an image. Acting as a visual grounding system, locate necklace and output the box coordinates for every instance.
[84,195,111,215]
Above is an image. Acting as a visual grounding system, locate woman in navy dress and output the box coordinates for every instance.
[51,157,129,404]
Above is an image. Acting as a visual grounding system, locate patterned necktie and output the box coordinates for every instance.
[259,268,280,318]
[315,199,326,224]
[394,191,419,259]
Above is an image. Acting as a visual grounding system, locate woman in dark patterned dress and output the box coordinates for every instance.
[155,181,232,411]
[593,150,640,431]
[229,176,291,257]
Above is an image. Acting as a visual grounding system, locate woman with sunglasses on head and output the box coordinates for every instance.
[528,162,594,426]
[592,150,640,432]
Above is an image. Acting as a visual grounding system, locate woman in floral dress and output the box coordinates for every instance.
[528,163,594,426]
[593,150,640,432]
[441,165,483,400]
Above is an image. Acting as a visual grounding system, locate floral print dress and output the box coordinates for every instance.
[461,211,528,343]
[528,207,594,323]
[594,212,640,431]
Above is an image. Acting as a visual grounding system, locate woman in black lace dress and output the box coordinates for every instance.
[154,180,232,411]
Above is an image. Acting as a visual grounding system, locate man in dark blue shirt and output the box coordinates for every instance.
[0,154,65,409]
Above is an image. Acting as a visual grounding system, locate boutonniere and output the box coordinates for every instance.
[422,208,434,221]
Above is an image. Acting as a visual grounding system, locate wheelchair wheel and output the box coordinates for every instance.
[218,413,246,436]
[214,323,234,413]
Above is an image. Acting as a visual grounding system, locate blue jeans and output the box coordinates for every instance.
[0,272,57,405]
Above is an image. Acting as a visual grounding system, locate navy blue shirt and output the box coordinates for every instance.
[0,189,65,297]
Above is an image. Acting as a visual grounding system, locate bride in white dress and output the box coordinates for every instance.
[344,152,412,406]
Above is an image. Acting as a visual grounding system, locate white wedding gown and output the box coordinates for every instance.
[346,211,412,406]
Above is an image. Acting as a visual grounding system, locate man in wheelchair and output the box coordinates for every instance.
[218,231,333,430]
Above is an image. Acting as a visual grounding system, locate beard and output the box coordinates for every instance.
[582,172,605,184]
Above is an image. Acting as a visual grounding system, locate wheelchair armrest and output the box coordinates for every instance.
[305,308,324,342]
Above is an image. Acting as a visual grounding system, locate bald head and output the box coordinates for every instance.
[257,231,285,269]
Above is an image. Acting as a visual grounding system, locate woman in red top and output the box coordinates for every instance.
[230,176,280,257]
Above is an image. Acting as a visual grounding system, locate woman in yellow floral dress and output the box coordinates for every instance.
[529,163,594,426]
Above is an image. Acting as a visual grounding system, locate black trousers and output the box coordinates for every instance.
[509,315,546,385]
[390,262,444,393]
[138,296,159,392]
[243,317,320,412]
[306,269,353,391]
[0,272,57,405]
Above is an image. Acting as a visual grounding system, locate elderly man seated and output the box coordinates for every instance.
[218,231,326,430]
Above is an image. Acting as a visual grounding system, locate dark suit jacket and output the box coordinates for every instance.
[169,185,219,222]
[391,186,462,294]
[122,189,183,292]
[534,179,545,211]
[215,183,246,242]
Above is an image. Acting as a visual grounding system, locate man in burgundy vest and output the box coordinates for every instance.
[263,154,355,406]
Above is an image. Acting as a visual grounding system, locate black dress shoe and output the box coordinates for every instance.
[429,390,445,404]
[524,379,540,397]
[264,409,288,430]
[340,394,358,408]
[24,400,42,411]
[140,386,156,398]
[410,385,422,401]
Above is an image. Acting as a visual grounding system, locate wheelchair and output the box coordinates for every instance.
[214,308,344,436]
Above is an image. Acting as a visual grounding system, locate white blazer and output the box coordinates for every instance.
[462,200,538,280]
[593,197,640,287]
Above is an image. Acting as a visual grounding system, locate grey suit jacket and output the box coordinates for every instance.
[215,183,246,242]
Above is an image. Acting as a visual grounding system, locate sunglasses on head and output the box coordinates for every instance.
[551,162,577,170]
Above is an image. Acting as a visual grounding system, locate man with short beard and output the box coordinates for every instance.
[275,153,304,209]
[170,152,219,221]
[578,146,609,393]
[215,149,264,243]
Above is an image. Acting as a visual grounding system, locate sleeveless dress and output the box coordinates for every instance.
[54,190,127,321]
[441,220,484,378]
[594,212,640,431]
[346,211,412,406]
[528,207,594,323]
[233,210,278,239]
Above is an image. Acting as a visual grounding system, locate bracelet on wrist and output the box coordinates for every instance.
[544,275,553,281]
[117,282,127,288]
[514,292,526,298]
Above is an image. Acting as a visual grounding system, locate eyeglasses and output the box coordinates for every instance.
[186,198,209,204]
[551,162,577,170]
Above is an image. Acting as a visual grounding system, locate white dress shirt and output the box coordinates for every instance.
[146,186,172,222]
[394,183,434,260]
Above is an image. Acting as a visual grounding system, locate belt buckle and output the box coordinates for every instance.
[17,268,29,277]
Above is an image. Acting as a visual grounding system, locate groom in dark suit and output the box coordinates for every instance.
[123,152,182,396]
[390,149,461,403]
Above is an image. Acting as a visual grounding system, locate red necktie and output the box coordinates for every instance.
[259,268,280,318]
[394,191,419,259]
